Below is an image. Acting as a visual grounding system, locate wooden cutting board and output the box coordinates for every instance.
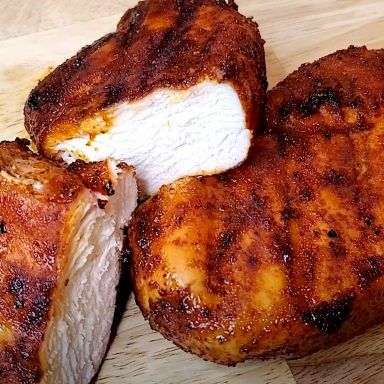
[1,1,384,383]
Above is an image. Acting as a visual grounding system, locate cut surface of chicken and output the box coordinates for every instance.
[24,0,266,196]
[55,80,249,195]
[0,139,137,383]
[41,164,137,384]
[129,47,384,365]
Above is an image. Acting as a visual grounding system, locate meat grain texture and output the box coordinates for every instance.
[24,0,266,196]
[0,139,137,383]
[129,47,384,364]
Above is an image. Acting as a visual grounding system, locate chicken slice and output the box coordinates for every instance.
[24,0,266,196]
[0,139,137,383]
[128,47,384,365]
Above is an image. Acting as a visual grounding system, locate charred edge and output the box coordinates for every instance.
[278,88,341,118]
[15,138,31,148]
[215,0,238,10]
[26,92,41,111]
[28,86,61,110]
[302,293,355,333]
[218,172,235,186]
[0,221,7,234]
[73,56,87,70]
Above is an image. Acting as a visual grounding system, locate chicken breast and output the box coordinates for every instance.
[24,0,266,196]
[0,139,137,383]
[129,47,384,365]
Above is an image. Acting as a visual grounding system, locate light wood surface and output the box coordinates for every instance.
[1,1,384,383]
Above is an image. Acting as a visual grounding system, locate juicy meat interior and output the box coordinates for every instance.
[24,0,266,196]
[0,139,137,383]
[129,47,384,364]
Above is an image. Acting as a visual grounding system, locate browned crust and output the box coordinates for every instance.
[267,46,384,137]
[129,47,384,365]
[24,0,266,156]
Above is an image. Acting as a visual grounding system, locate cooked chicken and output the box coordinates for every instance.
[129,47,384,365]
[24,0,266,196]
[0,139,137,383]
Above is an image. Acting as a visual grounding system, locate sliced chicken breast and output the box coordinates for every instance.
[0,139,137,383]
[24,0,266,196]
[129,47,384,365]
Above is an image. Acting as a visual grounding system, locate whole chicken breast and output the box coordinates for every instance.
[24,0,266,196]
[129,47,384,364]
[0,139,137,383]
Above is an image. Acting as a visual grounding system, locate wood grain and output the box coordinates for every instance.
[1,1,384,383]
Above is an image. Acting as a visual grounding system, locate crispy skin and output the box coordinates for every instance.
[24,0,266,157]
[0,140,126,383]
[129,47,384,364]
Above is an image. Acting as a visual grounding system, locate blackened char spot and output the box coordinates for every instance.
[26,296,50,326]
[281,207,299,220]
[218,172,234,186]
[73,56,86,70]
[215,0,238,10]
[278,102,293,119]
[300,88,340,116]
[201,308,212,318]
[278,88,340,118]
[122,247,132,263]
[302,293,355,333]
[9,277,24,295]
[15,299,24,309]
[20,351,30,360]
[104,84,124,106]
[0,222,7,234]
[324,131,332,140]
[248,256,259,268]
[218,231,235,250]
[357,257,383,287]
[26,92,41,110]
[300,188,314,202]
[9,271,27,310]
[364,216,373,226]
[324,169,347,186]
